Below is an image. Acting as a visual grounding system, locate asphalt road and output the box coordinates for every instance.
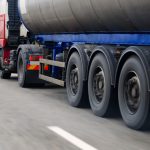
[0,74,150,150]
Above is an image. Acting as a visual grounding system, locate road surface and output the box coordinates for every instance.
[0,74,150,150]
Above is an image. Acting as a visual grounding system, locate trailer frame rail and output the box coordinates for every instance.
[39,59,65,86]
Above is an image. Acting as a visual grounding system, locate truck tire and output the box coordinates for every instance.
[0,48,2,70]
[118,56,150,130]
[88,53,114,117]
[0,70,11,79]
[0,59,2,70]
[66,52,88,107]
[17,50,28,87]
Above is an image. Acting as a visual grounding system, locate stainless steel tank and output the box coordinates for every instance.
[19,0,150,34]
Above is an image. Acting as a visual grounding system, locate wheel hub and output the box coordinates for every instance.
[70,67,79,95]
[128,77,139,99]
[125,73,141,114]
[93,67,105,103]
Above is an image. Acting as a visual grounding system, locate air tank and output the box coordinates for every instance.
[19,0,150,34]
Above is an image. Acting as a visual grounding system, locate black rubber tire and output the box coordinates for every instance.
[0,70,11,79]
[0,48,3,70]
[118,56,150,130]
[17,51,28,87]
[0,57,2,70]
[66,52,88,107]
[88,53,114,117]
[0,59,2,70]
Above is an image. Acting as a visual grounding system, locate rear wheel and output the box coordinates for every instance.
[88,53,114,117]
[118,56,150,130]
[66,52,88,107]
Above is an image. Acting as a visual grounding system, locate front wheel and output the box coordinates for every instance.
[0,70,11,79]
[118,56,150,130]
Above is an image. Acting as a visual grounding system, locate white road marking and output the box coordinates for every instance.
[48,126,98,150]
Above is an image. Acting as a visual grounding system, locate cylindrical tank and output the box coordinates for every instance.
[19,0,150,34]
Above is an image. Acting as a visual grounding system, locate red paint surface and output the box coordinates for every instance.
[3,48,10,65]
[0,14,5,39]
[0,14,10,64]
[0,14,6,48]
[0,39,6,47]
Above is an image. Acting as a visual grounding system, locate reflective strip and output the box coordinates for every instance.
[27,64,39,70]
[27,64,48,71]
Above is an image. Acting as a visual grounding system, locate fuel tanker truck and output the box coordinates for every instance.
[1,0,150,130]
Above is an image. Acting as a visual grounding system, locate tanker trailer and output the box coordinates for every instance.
[2,0,150,130]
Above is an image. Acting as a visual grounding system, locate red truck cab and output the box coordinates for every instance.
[0,14,10,68]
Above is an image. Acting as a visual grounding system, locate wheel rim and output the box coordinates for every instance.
[124,71,141,114]
[70,65,79,95]
[18,58,24,82]
[93,67,105,103]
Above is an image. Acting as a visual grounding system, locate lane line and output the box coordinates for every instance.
[48,126,98,150]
